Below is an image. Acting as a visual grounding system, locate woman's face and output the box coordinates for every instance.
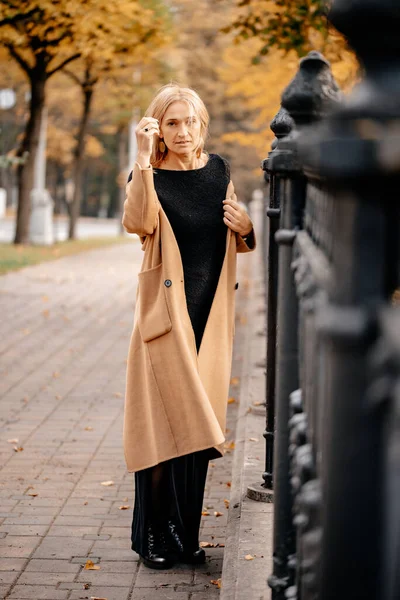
[160,101,202,156]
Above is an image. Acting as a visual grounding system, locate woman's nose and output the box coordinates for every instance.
[178,124,188,136]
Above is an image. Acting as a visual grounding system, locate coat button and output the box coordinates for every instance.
[164,279,172,288]
[235,282,239,290]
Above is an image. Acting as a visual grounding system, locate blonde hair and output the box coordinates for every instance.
[145,84,210,167]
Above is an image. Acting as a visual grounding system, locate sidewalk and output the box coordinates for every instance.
[0,224,268,600]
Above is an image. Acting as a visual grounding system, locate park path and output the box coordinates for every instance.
[0,237,254,600]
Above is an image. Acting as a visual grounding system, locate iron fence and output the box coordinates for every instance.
[262,1,400,598]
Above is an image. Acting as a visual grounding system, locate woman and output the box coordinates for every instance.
[122,84,255,569]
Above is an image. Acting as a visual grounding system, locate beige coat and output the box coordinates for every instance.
[122,162,255,472]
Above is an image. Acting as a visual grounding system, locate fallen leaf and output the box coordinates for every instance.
[42,295,49,302]
[55,395,62,400]
[245,554,254,560]
[42,310,50,318]
[218,543,225,547]
[210,463,215,468]
[118,505,130,510]
[252,401,264,407]
[122,497,129,502]
[83,583,90,589]
[28,492,38,497]
[211,579,222,589]
[7,438,19,444]
[226,482,232,488]
[101,481,114,487]
[214,511,223,517]
[201,510,210,516]
[224,499,230,509]
[84,559,100,570]
[230,376,240,386]
[113,392,123,398]
[249,437,259,442]
[227,397,236,404]
[90,597,107,600]
[84,426,93,431]
[224,441,235,452]
[84,502,88,505]
[53,372,60,378]
[21,328,31,335]
[200,541,215,548]
[13,446,24,452]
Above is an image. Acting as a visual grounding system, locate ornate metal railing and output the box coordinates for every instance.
[262,1,400,599]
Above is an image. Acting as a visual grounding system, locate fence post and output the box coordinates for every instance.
[297,1,400,598]
[267,51,341,600]
[262,108,293,492]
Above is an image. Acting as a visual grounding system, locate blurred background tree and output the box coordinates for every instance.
[0,0,171,243]
[0,0,357,244]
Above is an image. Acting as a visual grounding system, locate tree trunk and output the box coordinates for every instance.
[14,75,46,244]
[68,83,94,240]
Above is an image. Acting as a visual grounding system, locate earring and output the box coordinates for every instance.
[159,140,166,153]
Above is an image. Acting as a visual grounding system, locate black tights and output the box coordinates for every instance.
[131,450,212,555]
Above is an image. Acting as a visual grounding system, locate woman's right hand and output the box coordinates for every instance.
[135,117,160,168]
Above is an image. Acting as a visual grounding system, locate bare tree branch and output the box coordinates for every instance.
[5,44,32,74]
[47,52,81,77]
[63,68,83,87]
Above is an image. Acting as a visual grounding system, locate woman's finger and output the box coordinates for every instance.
[224,213,239,227]
[223,216,239,232]
[223,198,239,210]
[224,204,240,218]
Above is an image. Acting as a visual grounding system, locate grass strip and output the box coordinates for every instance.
[0,236,135,276]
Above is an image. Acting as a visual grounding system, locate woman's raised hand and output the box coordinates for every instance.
[135,117,160,168]
[223,184,253,238]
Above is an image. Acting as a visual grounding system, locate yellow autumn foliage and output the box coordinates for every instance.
[219,34,359,159]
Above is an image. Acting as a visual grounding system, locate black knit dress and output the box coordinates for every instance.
[130,154,230,556]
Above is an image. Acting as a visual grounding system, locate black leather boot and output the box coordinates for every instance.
[141,524,175,570]
[167,520,206,565]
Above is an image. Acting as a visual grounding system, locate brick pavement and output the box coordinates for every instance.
[0,238,254,600]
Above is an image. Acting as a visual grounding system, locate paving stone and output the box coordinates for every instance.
[87,548,137,561]
[47,526,100,537]
[8,585,69,599]
[68,586,131,600]
[70,556,101,564]
[0,557,26,572]
[31,537,92,559]
[24,559,81,573]
[0,524,48,536]
[131,592,189,600]
[134,571,192,588]
[75,571,136,586]
[17,571,76,585]
[0,570,19,584]
[0,535,41,558]
[0,584,11,598]
[3,516,54,525]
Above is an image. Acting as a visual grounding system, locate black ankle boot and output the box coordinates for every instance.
[167,520,206,565]
[141,524,175,570]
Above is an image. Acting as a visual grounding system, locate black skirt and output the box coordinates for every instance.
[131,449,216,555]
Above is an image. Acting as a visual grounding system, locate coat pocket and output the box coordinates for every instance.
[137,263,172,342]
